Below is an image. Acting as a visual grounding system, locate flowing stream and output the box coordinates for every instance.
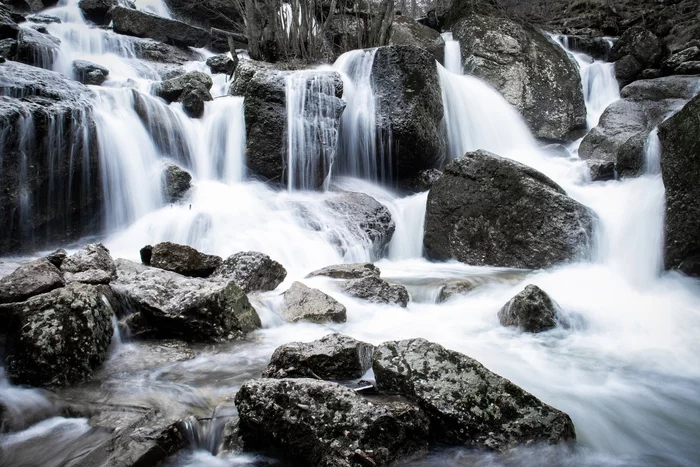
[1,5,700,467]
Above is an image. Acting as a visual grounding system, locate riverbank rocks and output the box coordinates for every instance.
[371,45,445,181]
[1,282,114,388]
[0,259,64,304]
[149,241,222,277]
[234,378,430,466]
[389,15,444,64]
[610,27,667,87]
[112,259,261,342]
[72,59,108,85]
[424,150,595,269]
[659,94,700,276]
[453,14,586,141]
[579,75,699,179]
[162,163,191,202]
[213,251,287,292]
[280,282,347,324]
[60,243,117,285]
[262,333,374,380]
[498,285,561,333]
[111,6,209,48]
[324,192,395,255]
[373,338,576,450]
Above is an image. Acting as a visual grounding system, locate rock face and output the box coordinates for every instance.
[72,59,109,85]
[162,163,191,202]
[0,61,100,255]
[324,192,395,255]
[579,76,699,178]
[453,14,586,140]
[610,27,667,86]
[389,15,444,64]
[234,378,430,466]
[111,6,210,48]
[498,285,561,333]
[373,338,576,450]
[163,0,242,32]
[658,94,700,276]
[150,241,222,277]
[371,45,445,181]
[0,259,65,304]
[1,283,114,388]
[16,27,60,68]
[112,259,261,342]
[60,243,117,285]
[280,282,347,324]
[213,251,287,292]
[262,333,375,380]
[424,150,595,269]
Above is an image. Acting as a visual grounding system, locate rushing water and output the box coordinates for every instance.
[2,7,700,467]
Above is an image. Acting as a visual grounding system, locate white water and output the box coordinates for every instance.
[441,32,462,74]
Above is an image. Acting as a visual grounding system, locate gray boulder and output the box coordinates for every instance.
[371,45,445,180]
[498,285,561,333]
[72,59,109,85]
[453,14,586,140]
[1,283,114,388]
[280,282,347,324]
[234,378,429,466]
[131,38,199,65]
[78,0,123,24]
[373,338,576,450]
[155,70,213,103]
[610,27,667,86]
[213,251,287,292]
[111,6,210,48]
[180,81,212,118]
[163,0,242,33]
[162,163,191,202]
[45,248,67,267]
[262,333,375,380]
[659,94,700,276]
[0,259,65,304]
[424,150,596,269]
[111,259,261,342]
[60,243,117,285]
[307,262,380,280]
[401,168,443,192]
[206,53,237,75]
[150,241,222,277]
[389,15,444,64]
[341,275,409,307]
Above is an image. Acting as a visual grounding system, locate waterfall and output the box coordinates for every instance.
[441,32,462,74]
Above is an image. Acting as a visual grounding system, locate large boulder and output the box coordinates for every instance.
[213,251,287,292]
[77,0,122,25]
[373,338,576,450]
[659,94,700,276]
[72,59,109,85]
[0,4,20,40]
[155,70,213,117]
[0,61,100,255]
[1,283,114,388]
[498,284,561,333]
[579,76,699,178]
[453,14,586,140]
[150,241,222,277]
[234,378,430,466]
[206,53,237,75]
[111,6,210,48]
[262,333,375,380]
[388,15,444,64]
[280,282,347,324]
[424,150,596,269]
[370,45,445,180]
[111,259,261,342]
[0,259,64,304]
[162,163,191,202]
[610,27,667,86]
[60,243,117,285]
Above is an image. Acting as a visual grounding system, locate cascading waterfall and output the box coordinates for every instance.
[441,32,462,74]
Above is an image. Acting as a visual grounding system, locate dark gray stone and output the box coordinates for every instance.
[60,243,117,284]
[280,282,347,324]
[155,70,213,103]
[206,53,236,75]
[213,251,287,293]
[388,15,444,64]
[162,163,191,202]
[0,259,64,304]
[498,285,561,332]
[45,248,67,267]
[16,27,60,68]
[340,275,409,307]
[180,81,212,118]
[72,59,109,85]
[150,241,222,277]
[111,6,210,48]
[77,0,123,24]
[610,27,667,86]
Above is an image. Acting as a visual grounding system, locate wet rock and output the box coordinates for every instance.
[401,168,442,192]
[614,54,643,87]
[661,46,700,75]
[371,45,445,181]
[438,271,526,302]
[453,14,586,140]
[659,94,700,276]
[131,38,198,65]
[1,282,114,388]
[558,35,612,61]
[16,27,60,68]
[60,243,117,284]
[324,192,395,255]
[155,70,213,103]
[373,338,576,450]
[149,242,222,278]
[72,59,109,85]
[164,0,242,33]
[26,13,61,24]
[78,0,123,24]
[213,251,287,292]
[341,275,409,307]
[0,37,17,60]
[139,245,153,265]
[262,333,375,380]
[45,248,67,268]
[0,259,64,304]
[498,285,561,333]
[206,53,236,75]
[162,163,191,202]
[674,61,700,75]
[610,27,667,86]
[0,4,19,40]
[424,150,596,269]
[234,378,430,466]
[307,262,380,280]
[280,282,347,324]
[111,259,261,342]
[587,160,616,182]
[389,15,444,64]
[180,82,212,118]
[111,6,210,48]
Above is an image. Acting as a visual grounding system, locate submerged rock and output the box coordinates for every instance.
[234,378,430,466]
[373,338,576,450]
[262,333,375,380]
[280,282,347,324]
[111,6,210,48]
[0,259,64,304]
[72,59,109,85]
[162,163,191,202]
[213,251,287,292]
[424,150,596,269]
[1,283,114,388]
[150,241,222,277]
[111,259,261,342]
[498,285,561,332]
